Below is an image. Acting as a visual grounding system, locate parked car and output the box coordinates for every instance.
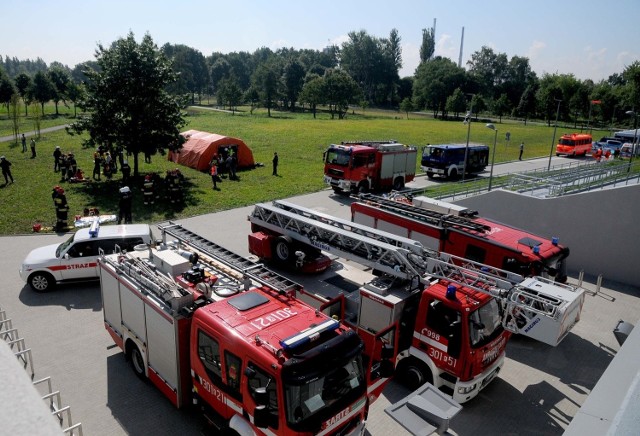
[20,223,154,292]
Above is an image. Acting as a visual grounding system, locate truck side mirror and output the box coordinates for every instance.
[252,386,268,406]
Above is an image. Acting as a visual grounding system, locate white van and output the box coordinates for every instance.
[20,223,153,292]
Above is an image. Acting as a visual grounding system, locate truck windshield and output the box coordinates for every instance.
[468,299,503,347]
[325,148,351,166]
[283,357,365,429]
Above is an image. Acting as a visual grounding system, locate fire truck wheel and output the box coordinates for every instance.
[332,186,345,195]
[397,357,432,390]
[393,177,404,191]
[129,344,146,379]
[274,236,293,262]
[28,272,54,292]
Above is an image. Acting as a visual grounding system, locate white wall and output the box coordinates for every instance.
[455,184,640,286]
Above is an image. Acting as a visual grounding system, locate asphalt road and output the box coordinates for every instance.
[2,156,634,436]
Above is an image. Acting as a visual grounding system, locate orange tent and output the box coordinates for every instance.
[168,130,255,171]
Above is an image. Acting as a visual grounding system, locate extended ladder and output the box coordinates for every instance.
[158,222,302,296]
[249,201,586,345]
[357,193,491,234]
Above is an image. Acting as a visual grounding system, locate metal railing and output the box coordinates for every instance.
[1,306,83,435]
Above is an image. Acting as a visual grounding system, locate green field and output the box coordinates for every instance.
[0,105,610,235]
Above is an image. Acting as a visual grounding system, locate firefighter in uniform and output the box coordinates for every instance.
[165,169,184,204]
[120,160,131,185]
[52,186,69,231]
[142,175,155,205]
[59,154,68,182]
[117,186,133,224]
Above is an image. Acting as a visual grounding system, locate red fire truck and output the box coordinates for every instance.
[323,140,417,194]
[99,223,393,435]
[351,193,570,283]
[248,201,586,403]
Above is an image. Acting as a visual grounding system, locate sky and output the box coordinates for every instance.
[3,0,639,82]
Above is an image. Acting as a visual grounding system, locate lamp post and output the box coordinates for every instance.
[462,96,474,181]
[625,110,638,171]
[486,123,498,191]
[547,99,562,171]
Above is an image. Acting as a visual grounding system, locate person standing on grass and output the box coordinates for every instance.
[1,156,14,185]
[53,146,62,172]
[21,134,27,153]
[272,152,279,176]
[519,142,524,160]
[30,138,36,158]
[210,160,219,190]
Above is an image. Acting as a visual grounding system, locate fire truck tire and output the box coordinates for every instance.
[393,177,404,191]
[332,186,346,195]
[396,357,433,390]
[274,236,293,262]
[129,344,146,379]
[28,272,55,292]
[426,171,434,179]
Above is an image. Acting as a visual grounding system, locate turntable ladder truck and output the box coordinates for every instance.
[351,193,570,282]
[248,200,586,403]
[98,222,393,436]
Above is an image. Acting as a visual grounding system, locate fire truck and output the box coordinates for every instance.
[351,193,570,283]
[323,140,417,194]
[98,222,394,435]
[248,201,586,403]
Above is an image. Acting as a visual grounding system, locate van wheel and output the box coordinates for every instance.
[29,272,54,293]
[129,344,146,379]
[397,357,433,391]
[274,236,292,262]
[393,177,404,191]
[426,171,434,179]
[448,169,458,180]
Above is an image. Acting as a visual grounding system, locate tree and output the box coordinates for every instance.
[445,88,466,119]
[517,83,538,125]
[47,65,72,115]
[323,69,361,119]
[65,81,85,117]
[162,44,208,104]
[492,93,510,123]
[14,72,31,116]
[0,70,15,116]
[299,74,324,118]
[413,56,465,118]
[31,71,55,115]
[218,77,242,113]
[67,32,186,177]
[622,61,640,112]
[252,60,280,117]
[399,97,414,119]
[9,93,20,142]
[419,27,435,63]
[282,59,305,111]
[467,46,509,101]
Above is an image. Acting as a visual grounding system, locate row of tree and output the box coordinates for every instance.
[2,28,640,129]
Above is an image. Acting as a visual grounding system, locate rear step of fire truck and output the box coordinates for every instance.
[157,222,302,296]
[249,201,585,347]
[356,193,490,233]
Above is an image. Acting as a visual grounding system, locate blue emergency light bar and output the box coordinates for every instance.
[89,219,100,238]
[280,318,340,351]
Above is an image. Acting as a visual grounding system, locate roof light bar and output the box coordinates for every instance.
[280,319,340,350]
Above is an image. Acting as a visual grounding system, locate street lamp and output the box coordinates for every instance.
[625,110,638,171]
[547,99,562,171]
[486,123,498,191]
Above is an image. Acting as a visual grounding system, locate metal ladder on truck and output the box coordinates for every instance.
[158,222,302,296]
[249,200,586,346]
[356,193,491,234]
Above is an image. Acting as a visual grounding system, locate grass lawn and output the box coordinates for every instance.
[0,104,611,235]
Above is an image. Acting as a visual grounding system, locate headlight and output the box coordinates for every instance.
[458,384,477,394]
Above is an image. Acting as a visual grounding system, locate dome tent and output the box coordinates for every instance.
[168,130,255,171]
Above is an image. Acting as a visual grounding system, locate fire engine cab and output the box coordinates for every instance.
[98,223,391,435]
[248,201,586,403]
[323,140,417,194]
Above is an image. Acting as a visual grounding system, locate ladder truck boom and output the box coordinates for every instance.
[249,200,585,347]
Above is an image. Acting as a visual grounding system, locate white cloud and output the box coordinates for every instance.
[436,33,458,60]
[527,40,546,60]
[400,42,420,77]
